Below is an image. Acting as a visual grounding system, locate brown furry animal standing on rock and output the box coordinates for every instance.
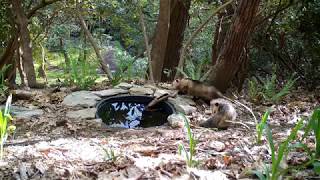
[199,98,237,129]
[172,78,223,101]
[172,78,257,127]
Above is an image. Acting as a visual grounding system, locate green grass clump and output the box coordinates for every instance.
[256,110,270,144]
[178,113,198,167]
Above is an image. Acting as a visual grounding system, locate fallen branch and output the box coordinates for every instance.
[146,92,178,110]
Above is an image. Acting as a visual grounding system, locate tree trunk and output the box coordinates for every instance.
[12,0,37,88]
[151,0,191,82]
[211,3,234,65]
[17,50,28,87]
[59,38,71,73]
[209,0,260,92]
[76,10,113,80]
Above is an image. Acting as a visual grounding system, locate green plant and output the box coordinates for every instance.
[113,42,147,81]
[178,113,198,167]
[176,59,208,80]
[310,108,320,158]
[261,66,297,103]
[102,147,118,162]
[248,77,261,101]
[0,94,14,160]
[256,110,270,144]
[254,118,304,180]
[64,58,98,89]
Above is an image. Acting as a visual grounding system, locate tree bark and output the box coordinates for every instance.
[76,10,113,80]
[151,0,191,82]
[59,38,71,73]
[12,0,37,88]
[209,0,260,92]
[211,2,234,65]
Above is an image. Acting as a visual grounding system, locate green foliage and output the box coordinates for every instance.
[102,147,119,162]
[248,77,260,102]
[64,58,98,89]
[113,42,147,82]
[256,110,270,144]
[248,66,297,103]
[0,94,14,160]
[308,108,320,158]
[254,119,304,180]
[176,59,209,80]
[178,113,198,167]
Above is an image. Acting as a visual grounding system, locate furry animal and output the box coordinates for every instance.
[199,98,237,129]
[172,78,223,101]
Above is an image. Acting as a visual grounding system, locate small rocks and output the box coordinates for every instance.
[92,89,128,97]
[209,141,226,152]
[115,82,134,89]
[62,91,101,107]
[66,108,97,119]
[167,114,186,128]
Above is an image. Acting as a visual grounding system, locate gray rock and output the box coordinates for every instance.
[209,141,226,152]
[168,97,197,115]
[92,89,128,97]
[66,108,97,119]
[129,87,154,95]
[62,91,101,107]
[167,114,186,128]
[0,105,44,119]
[114,82,134,89]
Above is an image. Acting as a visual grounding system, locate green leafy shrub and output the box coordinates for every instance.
[248,77,261,102]
[113,42,147,82]
[248,66,297,103]
[178,113,198,167]
[176,59,209,80]
[0,94,15,160]
[64,58,98,89]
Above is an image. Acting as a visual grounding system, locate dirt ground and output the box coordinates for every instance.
[0,84,319,179]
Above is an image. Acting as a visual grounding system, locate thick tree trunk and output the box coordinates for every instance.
[0,36,18,70]
[77,10,113,80]
[12,0,37,88]
[151,0,191,82]
[150,0,170,82]
[211,3,234,65]
[209,0,260,92]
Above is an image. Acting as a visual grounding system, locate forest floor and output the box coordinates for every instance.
[0,82,319,179]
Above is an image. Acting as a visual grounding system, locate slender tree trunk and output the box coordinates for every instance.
[151,0,191,82]
[12,0,37,88]
[76,10,113,80]
[17,49,28,87]
[209,0,260,92]
[59,38,71,73]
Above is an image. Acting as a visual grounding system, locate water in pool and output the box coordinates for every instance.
[98,101,169,128]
